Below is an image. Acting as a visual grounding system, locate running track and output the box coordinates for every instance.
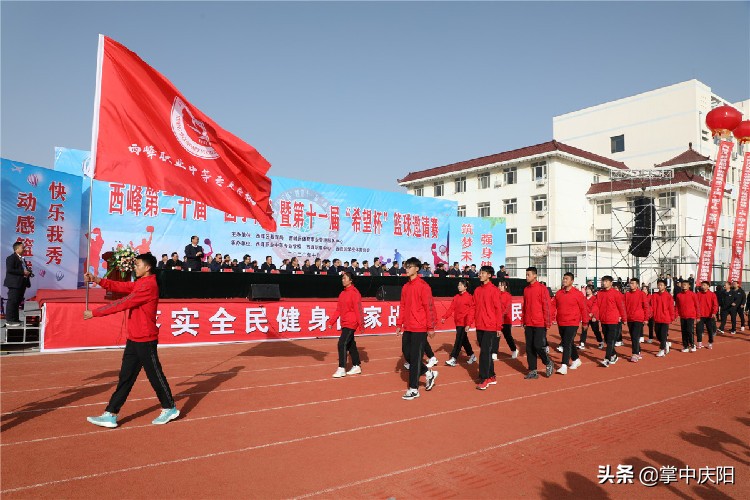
[2,325,749,498]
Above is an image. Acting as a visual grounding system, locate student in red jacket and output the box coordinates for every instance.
[83,253,178,428]
[580,285,603,349]
[675,280,700,352]
[650,279,675,357]
[592,275,627,367]
[440,279,476,367]
[696,280,719,349]
[625,278,651,362]
[396,257,438,400]
[328,271,365,378]
[474,266,503,390]
[521,266,554,379]
[552,272,587,374]
[494,280,519,360]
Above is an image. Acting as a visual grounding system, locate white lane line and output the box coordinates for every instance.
[2,363,746,494]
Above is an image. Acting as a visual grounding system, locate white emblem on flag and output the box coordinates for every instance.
[171,96,220,160]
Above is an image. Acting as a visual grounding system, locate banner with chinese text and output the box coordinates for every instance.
[0,159,82,299]
[728,152,750,284]
[448,217,506,269]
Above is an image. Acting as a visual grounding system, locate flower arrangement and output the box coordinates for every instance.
[105,244,138,279]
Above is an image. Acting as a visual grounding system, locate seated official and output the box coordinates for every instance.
[301,259,311,274]
[260,255,276,273]
[322,259,332,272]
[209,254,223,272]
[389,262,400,275]
[221,255,232,270]
[157,254,169,270]
[238,254,253,271]
[307,258,324,274]
[418,263,433,277]
[165,252,183,270]
[466,264,478,278]
[368,257,383,276]
[329,259,344,275]
[497,265,509,280]
[434,263,447,278]
[283,257,300,273]
[447,262,462,277]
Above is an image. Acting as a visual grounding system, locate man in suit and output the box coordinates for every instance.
[165,252,184,270]
[156,254,169,270]
[4,242,30,327]
[260,255,276,273]
[184,235,204,271]
[369,257,382,276]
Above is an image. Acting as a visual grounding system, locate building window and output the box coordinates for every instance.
[530,256,548,278]
[531,226,547,243]
[658,224,677,240]
[626,197,636,212]
[477,202,491,217]
[503,167,517,185]
[457,205,466,217]
[593,174,601,183]
[477,172,490,190]
[562,256,577,276]
[596,228,612,241]
[532,161,547,181]
[506,227,517,245]
[611,134,625,153]
[532,194,547,212]
[433,181,444,197]
[596,199,612,215]
[455,176,467,193]
[505,257,517,276]
[658,191,677,209]
[503,198,517,215]
[413,185,424,196]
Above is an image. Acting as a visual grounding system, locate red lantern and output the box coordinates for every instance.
[732,120,750,144]
[706,105,742,138]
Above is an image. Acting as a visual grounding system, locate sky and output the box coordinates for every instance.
[2,1,749,193]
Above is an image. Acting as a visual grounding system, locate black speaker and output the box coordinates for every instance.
[376,285,402,301]
[249,284,281,301]
[629,196,656,258]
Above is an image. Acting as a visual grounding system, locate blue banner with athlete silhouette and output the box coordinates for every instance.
[1,159,82,299]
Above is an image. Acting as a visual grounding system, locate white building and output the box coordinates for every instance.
[398,81,749,287]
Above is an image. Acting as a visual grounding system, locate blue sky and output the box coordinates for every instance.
[2,1,748,192]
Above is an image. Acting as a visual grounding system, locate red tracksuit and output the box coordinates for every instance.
[398,276,437,390]
[474,281,503,381]
[522,281,552,328]
[592,288,627,361]
[329,284,365,330]
[676,289,700,348]
[624,289,651,323]
[93,275,159,341]
[553,287,588,327]
[442,291,475,327]
[650,291,675,351]
[697,290,719,318]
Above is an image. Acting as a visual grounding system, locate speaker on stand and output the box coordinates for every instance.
[629,196,656,258]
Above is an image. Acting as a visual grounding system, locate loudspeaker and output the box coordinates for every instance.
[629,196,656,258]
[376,285,402,301]
[249,284,281,301]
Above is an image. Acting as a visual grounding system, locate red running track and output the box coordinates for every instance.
[1,324,749,498]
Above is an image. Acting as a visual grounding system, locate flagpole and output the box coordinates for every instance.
[86,34,105,310]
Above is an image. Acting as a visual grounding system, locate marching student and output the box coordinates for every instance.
[675,279,700,352]
[552,272,587,374]
[696,280,719,349]
[327,271,365,378]
[83,253,179,428]
[650,279,675,357]
[401,336,439,370]
[624,278,651,362]
[395,257,438,400]
[579,285,602,349]
[494,280,520,360]
[642,284,656,343]
[473,266,503,390]
[440,279,477,367]
[592,276,627,367]
[521,266,554,379]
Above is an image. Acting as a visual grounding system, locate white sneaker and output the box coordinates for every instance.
[445,357,457,367]
[681,348,690,353]
[512,349,520,359]
[403,362,410,370]
[639,337,644,343]
[666,342,671,354]
[426,356,438,368]
[492,353,498,360]
[598,343,605,350]
[656,350,665,357]
[646,339,654,344]
[570,359,582,370]
[467,354,477,364]
[556,345,564,353]
[545,346,550,354]
[402,389,420,400]
[333,367,346,378]
[708,343,713,349]
[577,343,585,350]
[742,327,745,332]
[615,341,623,347]
[346,365,361,375]
[556,364,568,375]
[690,346,697,353]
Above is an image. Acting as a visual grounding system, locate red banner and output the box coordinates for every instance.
[729,152,750,284]
[91,35,275,230]
[696,141,734,283]
[41,297,529,351]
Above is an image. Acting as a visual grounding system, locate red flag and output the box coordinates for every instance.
[90,35,276,231]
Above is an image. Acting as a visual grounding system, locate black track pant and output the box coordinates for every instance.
[338,327,361,367]
[696,317,716,344]
[524,326,549,371]
[559,326,579,365]
[720,308,737,332]
[627,322,643,355]
[450,326,474,359]
[647,318,655,339]
[680,318,695,348]
[655,322,669,351]
[492,324,517,354]
[403,331,428,390]
[580,320,602,344]
[602,323,619,361]
[476,330,496,381]
[106,339,175,414]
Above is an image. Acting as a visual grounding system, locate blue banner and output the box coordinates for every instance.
[449,217,506,270]
[1,159,82,298]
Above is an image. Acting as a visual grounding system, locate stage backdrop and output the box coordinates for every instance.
[53,148,457,273]
[1,159,82,300]
[448,217,506,270]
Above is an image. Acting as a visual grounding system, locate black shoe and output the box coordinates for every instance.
[524,371,539,380]
[545,360,555,378]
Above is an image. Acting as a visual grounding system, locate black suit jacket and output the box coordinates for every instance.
[184,244,204,263]
[4,253,26,289]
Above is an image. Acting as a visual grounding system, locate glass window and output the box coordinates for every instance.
[413,185,423,196]
[596,228,612,241]
[506,227,517,245]
[455,176,467,193]
[532,195,547,212]
[503,167,517,185]
[532,226,547,243]
[611,134,625,153]
[477,202,490,217]
[457,205,466,217]
[658,191,677,209]
[532,161,547,181]
[596,199,612,215]
[477,172,490,190]
[562,256,577,275]
[433,181,444,197]
[503,198,517,214]
[530,256,547,277]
